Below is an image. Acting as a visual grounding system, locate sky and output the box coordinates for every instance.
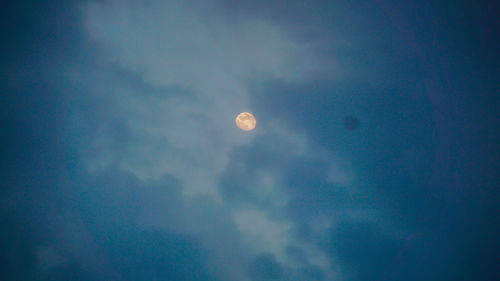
[1,0,499,280]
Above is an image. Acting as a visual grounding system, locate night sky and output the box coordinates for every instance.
[1,1,499,280]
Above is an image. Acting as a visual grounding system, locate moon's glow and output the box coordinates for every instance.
[235,112,256,131]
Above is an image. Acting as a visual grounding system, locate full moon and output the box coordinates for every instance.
[235,112,256,131]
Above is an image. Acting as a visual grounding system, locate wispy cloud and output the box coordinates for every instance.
[78,0,347,279]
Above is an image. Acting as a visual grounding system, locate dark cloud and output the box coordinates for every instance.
[249,254,284,281]
[1,2,214,280]
[95,227,212,281]
[218,133,295,206]
[248,252,326,281]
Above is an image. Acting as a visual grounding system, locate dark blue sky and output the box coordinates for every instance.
[1,1,499,280]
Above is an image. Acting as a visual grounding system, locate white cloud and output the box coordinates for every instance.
[233,208,292,260]
[77,1,355,280]
[326,162,354,186]
[82,0,319,201]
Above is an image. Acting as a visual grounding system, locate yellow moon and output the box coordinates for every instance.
[235,112,256,131]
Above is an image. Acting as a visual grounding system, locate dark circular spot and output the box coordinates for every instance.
[343,115,359,131]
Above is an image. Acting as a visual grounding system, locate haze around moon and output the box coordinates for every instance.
[235,112,256,131]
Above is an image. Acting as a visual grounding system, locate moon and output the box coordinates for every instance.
[235,112,256,131]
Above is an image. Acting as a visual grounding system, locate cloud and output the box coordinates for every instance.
[8,1,494,281]
[248,253,284,281]
[233,208,292,260]
[70,1,358,280]
[80,0,321,201]
[2,1,405,279]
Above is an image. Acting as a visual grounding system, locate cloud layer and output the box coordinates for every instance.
[77,0,342,279]
[1,0,498,281]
